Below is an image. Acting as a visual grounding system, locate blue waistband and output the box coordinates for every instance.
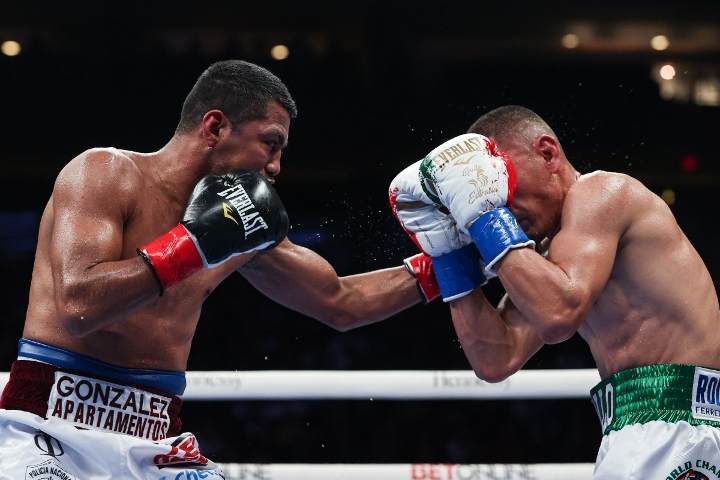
[18,339,186,396]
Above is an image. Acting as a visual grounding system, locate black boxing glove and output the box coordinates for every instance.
[138,170,289,295]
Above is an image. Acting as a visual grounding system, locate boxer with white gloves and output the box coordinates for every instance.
[444,105,720,479]
[389,160,486,302]
[418,133,535,275]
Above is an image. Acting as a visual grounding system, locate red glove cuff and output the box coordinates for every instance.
[137,224,204,295]
[404,252,441,304]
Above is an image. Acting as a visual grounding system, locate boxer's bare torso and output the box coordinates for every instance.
[23,147,251,371]
[558,172,720,378]
[22,102,421,373]
[452,170,720,381]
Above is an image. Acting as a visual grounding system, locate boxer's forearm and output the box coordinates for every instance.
[53,256,164,337]
[450,289,544,383]
[496,248,590,344]
[241,239,423,330]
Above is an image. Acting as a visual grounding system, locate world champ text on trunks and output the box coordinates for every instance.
[46,372,172,440]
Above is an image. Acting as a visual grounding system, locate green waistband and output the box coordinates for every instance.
[590,364,720,435]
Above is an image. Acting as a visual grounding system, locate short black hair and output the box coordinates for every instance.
[467,105,556,146]
[176,60,297,134]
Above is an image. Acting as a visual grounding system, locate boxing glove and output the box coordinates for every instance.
[138,170,289,295]
[419,134,534,274]
[390,160,486,302]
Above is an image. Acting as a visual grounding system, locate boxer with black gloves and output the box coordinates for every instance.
[0,60,426,479]
[138,170,289,295]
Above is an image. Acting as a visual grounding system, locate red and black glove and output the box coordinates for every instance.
[138,170,289,295]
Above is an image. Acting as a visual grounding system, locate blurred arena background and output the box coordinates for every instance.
[1,0,719,465]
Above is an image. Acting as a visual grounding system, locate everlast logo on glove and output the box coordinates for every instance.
[138,169,288,292]
[428,135,487,172]
[217,184,269,237]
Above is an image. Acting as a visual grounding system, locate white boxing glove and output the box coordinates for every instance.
[418,134,534,274]
[418,133,516,230]
[390,160,487,302]
[389,160,471,256]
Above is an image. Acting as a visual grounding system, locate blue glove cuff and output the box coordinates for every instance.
[431,244,487,302]
[467,207,535,274]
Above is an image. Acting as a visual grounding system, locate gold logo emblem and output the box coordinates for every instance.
[223,203,239,225]
[465,165,489,190]
[464,166,500,204]
[453,153,477,166]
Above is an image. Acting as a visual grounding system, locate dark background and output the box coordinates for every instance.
[1,0,719,466]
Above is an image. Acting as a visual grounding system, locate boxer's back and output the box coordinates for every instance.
[576,173,720,378]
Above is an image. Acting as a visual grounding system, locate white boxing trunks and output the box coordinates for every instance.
[591,364,720,480]
[0,339,224,480]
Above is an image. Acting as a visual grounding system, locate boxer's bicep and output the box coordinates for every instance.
[498,294,546,373]
[496,177,630,344]
[51,156,129,276]
[547,181,627,307]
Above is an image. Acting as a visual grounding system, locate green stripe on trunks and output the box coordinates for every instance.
[590,364,720,435]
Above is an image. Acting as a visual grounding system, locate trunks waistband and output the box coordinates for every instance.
[0,340,184,439]
[590,364,720,435]
[17,339,186,395]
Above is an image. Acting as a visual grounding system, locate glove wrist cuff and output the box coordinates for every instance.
[431,244,487,302]
[137,224,204,295]
[468,207,535,275]
[404,253,441,304]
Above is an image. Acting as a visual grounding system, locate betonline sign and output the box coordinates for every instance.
[411,464,534,479]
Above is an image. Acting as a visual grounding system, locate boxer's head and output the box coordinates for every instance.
[468,106,576,241]
[176,60,297,135]
[175,60,297,181]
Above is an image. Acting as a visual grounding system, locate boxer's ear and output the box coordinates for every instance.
[201,110,229,148]
[534,135,561,173]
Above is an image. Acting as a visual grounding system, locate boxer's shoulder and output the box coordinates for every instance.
[62,147,143,188]
[567,171,652,209]
[51,148,148,224]
[573,170,640,193]
[64,147,136,170]
[561,171,649,235]
[564,171,675,249]
[57,147,143,191]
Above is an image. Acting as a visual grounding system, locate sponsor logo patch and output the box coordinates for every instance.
[692,367,720,422]
[154,433,210,469]
[25,459,77,480]
[592,382,615,432]
[47,372,172,440]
